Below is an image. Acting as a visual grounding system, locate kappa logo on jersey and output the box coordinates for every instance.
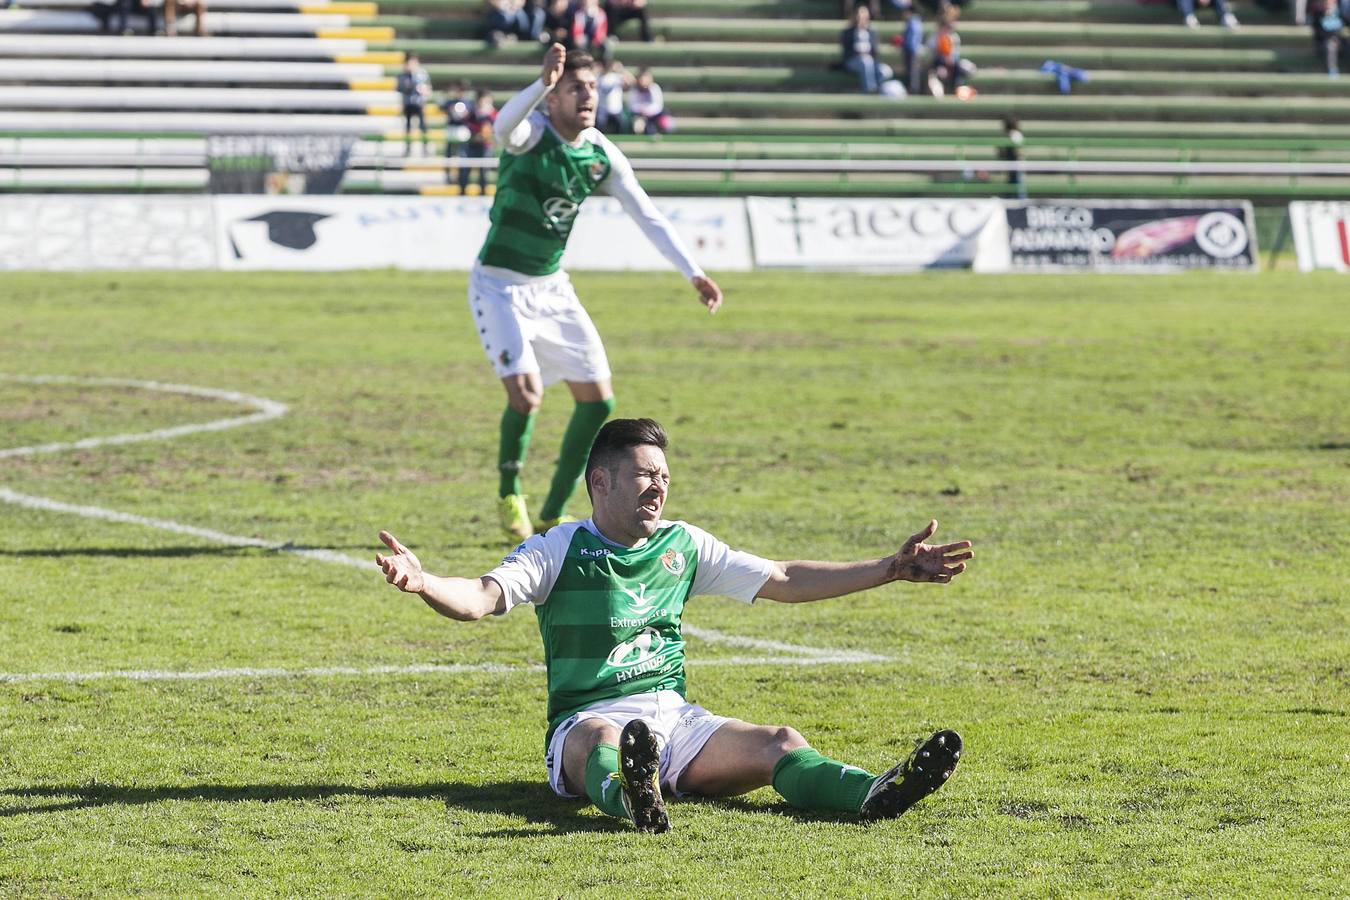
[660,549,686,576]
[542,196,580,237]
[619,582,655,610]
[605,626,665,669]
[579,547,611,558]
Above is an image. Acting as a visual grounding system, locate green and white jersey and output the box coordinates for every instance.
[484,519,775,745]
[476,79,704,281]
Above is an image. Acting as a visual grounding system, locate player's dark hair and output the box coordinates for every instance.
[585,418,668,499]
[563,50,595,76]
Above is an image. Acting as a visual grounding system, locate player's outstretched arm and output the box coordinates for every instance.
[756,519,972,604]
[375,530,505,621]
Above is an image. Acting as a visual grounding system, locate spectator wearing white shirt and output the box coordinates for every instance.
[628,67,672,134]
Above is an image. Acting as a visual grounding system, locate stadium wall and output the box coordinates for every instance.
[0,194,1287,273]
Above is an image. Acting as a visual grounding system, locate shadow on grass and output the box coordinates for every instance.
[0,780,620,834]
[0,782,877,832]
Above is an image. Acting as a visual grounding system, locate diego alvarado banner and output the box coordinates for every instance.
[985,201,1257,271]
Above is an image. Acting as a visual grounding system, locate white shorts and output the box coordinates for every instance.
[468,263,612,386]
[545,690,728,799]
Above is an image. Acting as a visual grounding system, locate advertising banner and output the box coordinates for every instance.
[0,195,216,270]
[746,197,1006,270]
[207,134,356,195]
[1289,201,1350,272]
[561,197,752,272]
[212,195,753,272]
[991,201,1257,271]
[213,195,487,270]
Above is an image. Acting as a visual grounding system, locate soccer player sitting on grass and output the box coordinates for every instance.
[376,418,973,832]
[472,44,723,542]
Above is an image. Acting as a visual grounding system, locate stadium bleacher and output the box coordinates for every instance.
[0,0,1345,208]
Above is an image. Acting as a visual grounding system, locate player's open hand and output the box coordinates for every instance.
[692,275,723,314]
[541,42,567,88]
[889,520,972,584]
[376,530,426,594]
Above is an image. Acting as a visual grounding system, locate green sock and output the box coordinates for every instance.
[771,747,876,814]
[540,397,614,520]
[498,406,536,498]
[585,742,630,820]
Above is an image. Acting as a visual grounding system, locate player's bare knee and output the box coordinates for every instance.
[507,389,541,415]
[767,725,808,757]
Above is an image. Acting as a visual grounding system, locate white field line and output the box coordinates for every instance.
[0,654,881,686]
[0,374,287,459]
[0,487,380,570]
[1,374,890,682]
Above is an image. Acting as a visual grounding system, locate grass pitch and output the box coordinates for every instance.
[0,270,1346,897]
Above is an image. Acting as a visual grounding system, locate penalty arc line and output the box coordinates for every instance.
[0,374,891,683]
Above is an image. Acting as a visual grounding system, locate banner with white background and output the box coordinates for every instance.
[1289,201,1350,272]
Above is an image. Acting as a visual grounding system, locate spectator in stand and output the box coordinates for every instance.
[1177,0,1240,28]
[843,0,881,16]
[162,0,206,36]
[999,116,1027,199]
[487,0,535,47]
[459,90,498,195]
[441,79,475,184]
[605,0,652,42]
[596,59,632,133]
[1307,0,1347,75]
[104,0,157,35]
[573,0,613,60]
[520,0,547,40]
[628,67,674,134]
[926,16,975,97]
[397,53,432,156]
[541,0,575,46]
[894,4,925,95]
[839,5,897,94]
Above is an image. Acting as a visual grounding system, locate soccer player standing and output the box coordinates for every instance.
[472,44,722,540]
[377,419,973,833]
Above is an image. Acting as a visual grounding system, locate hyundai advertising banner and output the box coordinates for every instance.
[991,201,1258,271]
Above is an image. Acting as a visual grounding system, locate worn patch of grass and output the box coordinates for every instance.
[1,270,1346,897]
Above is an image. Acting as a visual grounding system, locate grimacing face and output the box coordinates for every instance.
[594,444,670,544]
[548,68,598,132]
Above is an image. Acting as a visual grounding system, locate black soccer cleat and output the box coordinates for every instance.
[859,729,962,821]
[618,718,670,834]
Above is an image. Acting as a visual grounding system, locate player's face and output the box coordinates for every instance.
[551,69,598,132]
[595,444,670,545]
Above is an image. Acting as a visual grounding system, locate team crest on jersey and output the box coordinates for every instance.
[660,549,686,576]
[589,159,610,183]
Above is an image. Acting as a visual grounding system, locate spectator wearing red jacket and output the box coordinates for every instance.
[572,0,613,60]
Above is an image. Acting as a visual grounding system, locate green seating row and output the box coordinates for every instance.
[625,91,1350,124]
[369,15,1310,48]
[380,39,1315,73]
[663,116,1350,140]
[960,0,1292,25]
[372,0,824,18]
[414,62,1341,96]
[369,0,1294,26]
